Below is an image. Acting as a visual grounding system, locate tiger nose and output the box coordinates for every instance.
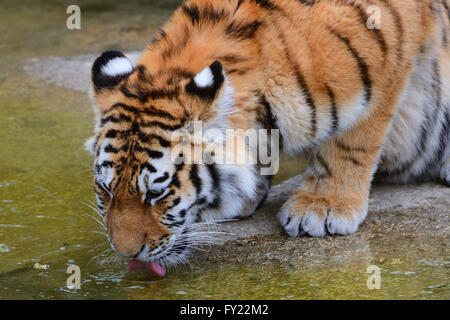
[114,243,145,259]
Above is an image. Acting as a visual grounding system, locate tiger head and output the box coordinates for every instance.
[85,50,271,270]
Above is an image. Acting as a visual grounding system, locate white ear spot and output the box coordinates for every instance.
[101,57,134,77]
[194,66,214,88]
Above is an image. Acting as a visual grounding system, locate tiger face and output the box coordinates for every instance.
[85,51,270,270]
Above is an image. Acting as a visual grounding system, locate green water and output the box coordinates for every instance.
[0,0,448,300]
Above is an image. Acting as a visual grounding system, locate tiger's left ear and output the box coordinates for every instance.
[91,50,134,92]
[186,60,225,101]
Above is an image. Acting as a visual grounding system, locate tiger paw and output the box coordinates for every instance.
[277,190,368,237]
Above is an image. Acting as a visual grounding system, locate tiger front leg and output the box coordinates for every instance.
[278,116,389,237]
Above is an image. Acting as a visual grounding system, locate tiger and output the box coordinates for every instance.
[85,0,450,272]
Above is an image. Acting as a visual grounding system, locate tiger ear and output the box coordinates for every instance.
[91,50,134,92]
[186,60,225,101]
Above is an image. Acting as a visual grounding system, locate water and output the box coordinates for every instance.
[0,0,448,300]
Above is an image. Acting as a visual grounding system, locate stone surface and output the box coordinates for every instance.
[200,174,450,242]
[24,52,142,93]
[194,175,449,267]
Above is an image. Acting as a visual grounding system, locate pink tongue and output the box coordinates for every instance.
[127,260,166,277]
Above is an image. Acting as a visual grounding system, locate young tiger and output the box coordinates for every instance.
[85,0,450,270]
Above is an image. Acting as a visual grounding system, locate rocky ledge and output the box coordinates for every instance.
[195,175,449,267]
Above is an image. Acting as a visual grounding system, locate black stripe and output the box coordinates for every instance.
[145,106,177,121]
[325,85,339,135]
[158,234,169,241]
[130,122,139,135]
[227,67,251,75]
[134,143,164,158]
[121,84,180,102]
[181,3,201,25]
[298,0,316,5]
[138,133,171,148]
[218,55,247,64]
[168,197,181,209]
[284,216,291,227]
[136,64,152,84]
[335,0,388,60]
[195,197,208,206]
[179,210,187,218]
[141,121,182,131]
[170,162,184,189]
[316,154,333,176]
[105,129,119,139]
[181,2,227,26]
[107,102,177,122]
[120,84,146,102]
[147,88,180,101]
[154,172,170,184]
[151,28,168,46]
[104,144,119,154]
[329,29,372,106]
[276,30,317,138]
[144,190,163,205]
[206,164,221,209]
[256,94,278,130]
[335,140,366,153]
[95,181,112,197]
[342,155,362,166]
[166,68,194,82]
[106,103,140,115]
[170,173,181,189]
[250,0,280,11]
[100,114,132,127]
[226,20,262,40]
[295,68,317,138]
[111,175,122,193]
[379,0,404,62]
[117,156,128,164]
[128,178,138,195]
[233,0,244,15]
[189,164,202,195]
[98,161,114,168]
[156,189,175,204]
[141,162,157,173]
